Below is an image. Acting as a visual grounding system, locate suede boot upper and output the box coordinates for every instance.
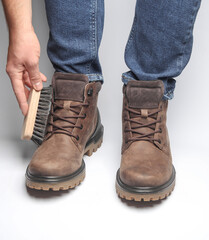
[28,72,101,177]
[120,80,173,187]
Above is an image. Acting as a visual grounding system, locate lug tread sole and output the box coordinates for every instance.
[116,180,175,202]
[26,173,85,191]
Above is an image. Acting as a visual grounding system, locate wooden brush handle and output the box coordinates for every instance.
[21,89,41,140]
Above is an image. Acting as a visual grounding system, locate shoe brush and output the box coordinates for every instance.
[21,86,52,145]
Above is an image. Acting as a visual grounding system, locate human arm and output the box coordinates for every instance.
[2,0,46,115]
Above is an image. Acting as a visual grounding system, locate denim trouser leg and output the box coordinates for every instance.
[123,0,202,99]
[45,0,104,82]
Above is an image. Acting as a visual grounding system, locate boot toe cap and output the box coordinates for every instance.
[28,153,82,177]
[120,166,172,188]
[120,142,173,188]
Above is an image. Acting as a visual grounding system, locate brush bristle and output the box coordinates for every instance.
[31,85,52,145]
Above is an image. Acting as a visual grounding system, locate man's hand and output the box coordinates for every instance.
[6,30,47,116]
[2,0,47,116]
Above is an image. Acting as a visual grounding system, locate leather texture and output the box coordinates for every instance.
[28,72,101,177]
[120,80,173,187]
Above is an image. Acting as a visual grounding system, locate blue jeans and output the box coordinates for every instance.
[45,0,201,100]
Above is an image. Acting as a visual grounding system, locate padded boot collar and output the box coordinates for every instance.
[52,72,89,102]
[125,80,164,109]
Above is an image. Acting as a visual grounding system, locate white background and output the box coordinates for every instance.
[0,1,209,240]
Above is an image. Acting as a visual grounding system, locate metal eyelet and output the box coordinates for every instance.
[87,88,93,96]
[158,139,161,144]
[76,135,79,141]
[80,124,83,129]
[84,113,86,118]
[159,128,162,133]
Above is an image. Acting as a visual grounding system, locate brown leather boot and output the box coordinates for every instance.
[116,80,175,201]
[26,72,103,191]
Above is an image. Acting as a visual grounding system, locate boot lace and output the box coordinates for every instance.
[45,98,89,141]
[124,106,162,143]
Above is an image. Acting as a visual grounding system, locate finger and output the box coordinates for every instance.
[24,70,46,83]
[23,71,32,88]
[25,61,43,91]
[24,70,47,84]
[24,85,30,100]
[9,72,29,116]
[40,72,47,82]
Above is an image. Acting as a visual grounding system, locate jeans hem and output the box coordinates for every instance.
[86,73,104,82]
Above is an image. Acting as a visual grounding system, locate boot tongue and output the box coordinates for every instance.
[125,80,164,140]
[53,100,80,127]
[52,72,89,102]
[45,73,89,137]
[125,80,164,109]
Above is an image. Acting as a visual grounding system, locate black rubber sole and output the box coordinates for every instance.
[26,160,85,184]
[116,166,176,201]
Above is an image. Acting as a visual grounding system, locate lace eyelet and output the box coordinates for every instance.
[87,88,93,96]
[84,113,87,118]
[158,139,161,144]
[159,128,162,133]
[76,135,80,141]
[80,124,83,129]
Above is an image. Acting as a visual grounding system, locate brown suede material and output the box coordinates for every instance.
[29,135,82,176]
[72,82,101,152]
[53,72,89,102]
[120,141,173,187]
[125,80,164,109]
[120,80,173,187]
[28,72,101,177]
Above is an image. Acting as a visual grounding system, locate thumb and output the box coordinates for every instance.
[25,61,43,91]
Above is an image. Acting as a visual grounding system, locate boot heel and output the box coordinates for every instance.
[84,125,104,156]
[85,136,103,156]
